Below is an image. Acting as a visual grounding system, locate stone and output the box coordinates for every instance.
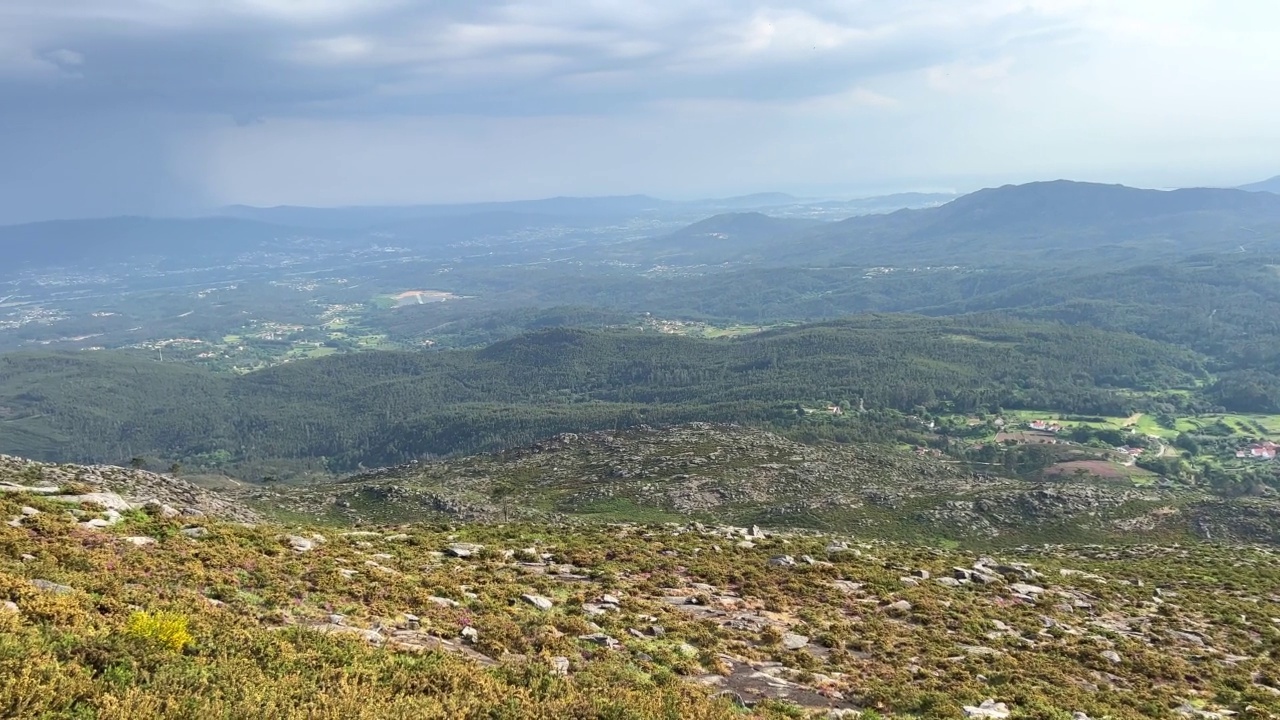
[736,540,756,549]
[912,569,931,579]
[181,526,210,539]
[122,536,157,547]
[287,535,314,552]
[599,594,621,605]
[144,500,181,519]
[328,614,347,626]
[404,613,420,630]
[1100,650,1122,664]
[20,554,36,562]
[749,525,765,538]
[781,633,810,650]
[936,577,962,587]
[885,600,913,614]
[522,594,554,611]
[900,577,920,587]
[578,633,619,649]
[649,625,666,637]
[31,579,73,594]
[427,596,460,608]
[551,656,570,675]
[461,626,479,643]
[448,543,483,558]
[801,555,817,565]
[768,555,796,567]
[20,506,39,516]
[1,600,17,613]
[49,493,133,511]
[1010,583,1045,595]
[963,700,1011,719]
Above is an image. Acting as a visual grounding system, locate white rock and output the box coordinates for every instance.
[123,536,157,547]
[963,700,1011,719]
[50,493,133,511]
[522,594,554,611]
[781,633,810,650]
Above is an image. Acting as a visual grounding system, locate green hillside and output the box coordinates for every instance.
[0,315,1206,473]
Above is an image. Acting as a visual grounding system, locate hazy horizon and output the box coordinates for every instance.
[2,1,1279,223]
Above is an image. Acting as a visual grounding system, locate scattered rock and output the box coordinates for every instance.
[287,535,315,552]
[448,543,483,558]
[781,633,810,650]
[885,600,913,614]
[1101,650,1122,664]
[551,656,570,675]
[144,500,181,519]
[181,526,210,539]
[768,555,796,567]
[963,699,1011,719]
[461,626,479,643]
[1,600,18,613]
[30,579,73,594]
[122,536,157,547]
[427,596,460,608]
[48,492,133,511]
[522,594,554,611]
[578,633,619,649]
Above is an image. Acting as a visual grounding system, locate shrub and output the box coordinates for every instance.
[124,611,193,652]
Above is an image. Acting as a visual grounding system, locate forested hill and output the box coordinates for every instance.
[756,181,1280,268]
[0,315,1206,472]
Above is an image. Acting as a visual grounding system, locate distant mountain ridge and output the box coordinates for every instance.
[5,179,1280,272]
[772,180,1280,267]
[1239,175,1280,193]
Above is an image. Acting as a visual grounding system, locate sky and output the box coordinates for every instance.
[1,0,1279,223]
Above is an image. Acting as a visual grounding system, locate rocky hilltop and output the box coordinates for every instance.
[0,454,260,525]
[246,424,1280,545]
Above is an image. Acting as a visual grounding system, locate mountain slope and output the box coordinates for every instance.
[1239,175,1280,193]
[743,181,1280,268]
[6,456,1279,719]
[256,423,1280,544]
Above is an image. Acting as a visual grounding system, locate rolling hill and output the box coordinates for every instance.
[772,181,1280,268]
[0,315,1206,471]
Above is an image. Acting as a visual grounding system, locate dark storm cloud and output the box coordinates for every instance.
[0,1,1074,120]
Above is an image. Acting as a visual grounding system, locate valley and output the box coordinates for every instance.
[3,180,1280,719]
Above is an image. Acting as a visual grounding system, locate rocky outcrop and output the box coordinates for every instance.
[0,454,259,523]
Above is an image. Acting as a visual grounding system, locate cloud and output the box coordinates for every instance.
[0,1,1084,120]
[2,0,1280,220]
